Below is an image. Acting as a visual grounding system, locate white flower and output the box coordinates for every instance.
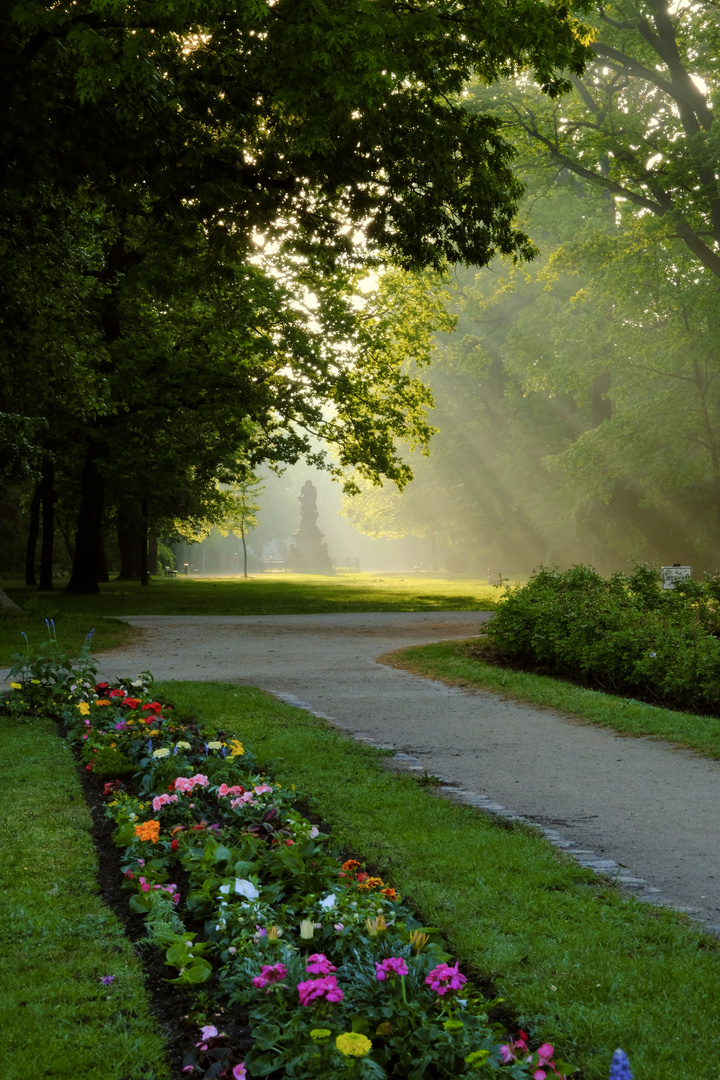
[207,740,223,750]
[234,878,260,899]
[152,748,170,759]
[219,885,231,895]
[319,894,337,911]
[299,919,315,940]
[175,741,191,750]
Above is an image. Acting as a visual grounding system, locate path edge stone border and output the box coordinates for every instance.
[271,689,720,939]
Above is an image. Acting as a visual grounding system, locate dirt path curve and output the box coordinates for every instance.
[93,612,720,929]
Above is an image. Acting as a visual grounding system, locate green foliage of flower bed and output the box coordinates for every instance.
[160,681,720,1080]
[41,671,561,1080]
[0,713,169,1079]
[485,564,720,715]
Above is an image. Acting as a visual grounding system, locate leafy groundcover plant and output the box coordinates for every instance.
[485,563,720,715]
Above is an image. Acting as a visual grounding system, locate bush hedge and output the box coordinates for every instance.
[485,564,720,715]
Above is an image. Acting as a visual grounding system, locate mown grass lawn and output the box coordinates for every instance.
[158,681,720,1080]
[0,574,498,667]
[0,713,169,1080]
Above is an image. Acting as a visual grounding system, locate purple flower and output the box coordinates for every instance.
[252,964,288,992]
[297,975,343,1006]
[305,953,336,976]
[375,957,408,980]
[609,1049,632,1079]
[425,961,467,996]
[100,975,115,986]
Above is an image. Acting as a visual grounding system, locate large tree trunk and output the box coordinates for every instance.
[65,442,106,593]
[116,508,142,580]
[38,454,55,591]
[25,482,41,586]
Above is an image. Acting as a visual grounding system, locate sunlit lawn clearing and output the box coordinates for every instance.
[0,713,169,1080]
[159,680,720,1080]
[383,639,720,761]
[0,574,500,667]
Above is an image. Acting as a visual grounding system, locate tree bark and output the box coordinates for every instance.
[140,495,149,586]
[25,482,41,586]
[65,442,106,593]
[116,506,142,579]
[148,534,159,576]
[38,454,55,591]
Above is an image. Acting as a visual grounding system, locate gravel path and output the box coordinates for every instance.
[87,613,720,930]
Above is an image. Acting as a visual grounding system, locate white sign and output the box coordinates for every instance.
[661,565,692,590]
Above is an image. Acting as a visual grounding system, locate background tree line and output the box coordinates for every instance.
[346,0,720,577]
[0,0,588,590]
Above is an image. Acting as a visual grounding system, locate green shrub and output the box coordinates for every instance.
[486,564,720,714]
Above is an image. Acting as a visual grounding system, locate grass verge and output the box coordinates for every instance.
[0,609,134,669]
[159,679,720,1080]
[380,639,720,760]
[0,713,169,1080]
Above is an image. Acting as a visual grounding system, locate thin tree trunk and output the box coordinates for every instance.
[66,442,106,593]
[148,534,158,576]
[116,510,142,580]
[140,495,149,586]
[241,520,248,578]
[38,454,55,591]
[25,482,41,586]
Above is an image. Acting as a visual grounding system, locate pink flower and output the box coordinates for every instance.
[254,783,273,795]
[217,783,245,797]
[537,1044,554,1065]
[305,953,336,976]
[309,826,320,838]
[297,975,343,1007]
[174,774,209,793]
[230,792,255,808]
[334,923,344,932]
[252,964,288,991]
[200,1025,218,1041]
[232,1065,247,1080]
[425,961,467,996]
[375,957,408,980]
[152,793,179,811]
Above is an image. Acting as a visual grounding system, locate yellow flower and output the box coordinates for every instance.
[77,702,91,715]
[10,682,21,690]
[228,739,244,757]
[335,1032,372,1058]
[31,679,40,685]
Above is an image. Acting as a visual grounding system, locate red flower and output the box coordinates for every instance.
[95,682,109,693]
[122,698,140,710]
[109,688,126,699]
[170,839,179,851]
[86,763,93,771]
[142,702,163,714]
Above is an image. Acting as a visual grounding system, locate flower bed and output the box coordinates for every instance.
[6,639,633,1080]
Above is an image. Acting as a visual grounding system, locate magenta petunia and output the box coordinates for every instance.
[375,956,408,980]
[305,953,337,976]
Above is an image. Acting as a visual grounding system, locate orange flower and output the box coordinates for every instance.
[134,820,161,843]
[380,887,398,902]
[357,876,384,892]
[94,699,111,707]
[342,859,361,873]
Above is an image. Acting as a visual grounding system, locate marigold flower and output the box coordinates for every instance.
[335,1032,372,1058]
[94,699,110,707]
[207,740,223,750]
[380,887,398,901]
[310,1029,331,1042]
[9,682,21,690]
[152,747,170,758]
[228,739,244,757]
[342,859,361,872]
[357,876,384,892]
[77,702,91,715]
[134,820,161,843]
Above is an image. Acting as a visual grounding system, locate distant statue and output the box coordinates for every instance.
[287,480,333,573]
